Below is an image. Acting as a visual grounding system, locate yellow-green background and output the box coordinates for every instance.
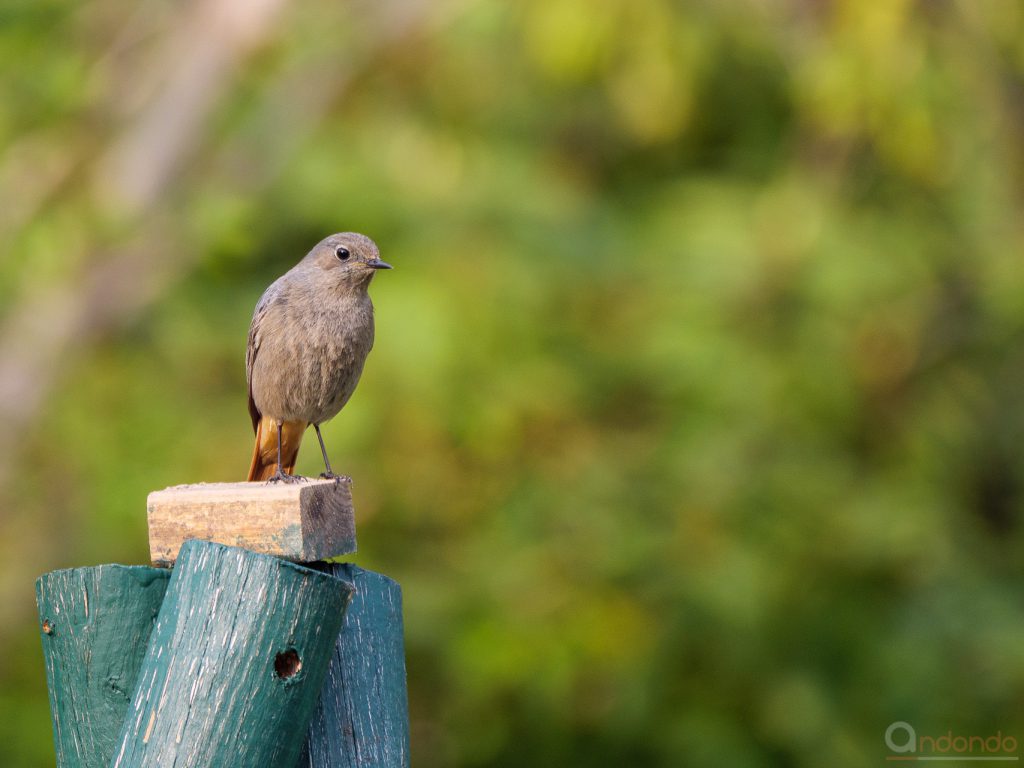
[1,1,1023,765]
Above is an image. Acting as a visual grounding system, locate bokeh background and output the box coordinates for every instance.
[2,0,1023,765]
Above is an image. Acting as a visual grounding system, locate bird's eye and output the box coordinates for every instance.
[335,247,350,261]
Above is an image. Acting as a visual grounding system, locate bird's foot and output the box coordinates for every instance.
[267,469,305,485]
[319,472,352,484]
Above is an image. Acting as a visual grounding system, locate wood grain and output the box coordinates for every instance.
[299,565,410,768]
[111,539,353,768]
[35,565,171,768]
[146,479,357,566]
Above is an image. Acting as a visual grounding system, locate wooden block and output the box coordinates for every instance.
[147,479,357,566]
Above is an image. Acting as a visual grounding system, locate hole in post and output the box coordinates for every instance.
[274,648,302,680]
[42,619,54,635]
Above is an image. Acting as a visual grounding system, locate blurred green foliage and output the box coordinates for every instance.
[1,0,1024,766]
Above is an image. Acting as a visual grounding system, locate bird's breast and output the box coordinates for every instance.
[251,292,375,424]
[293,298,375,421]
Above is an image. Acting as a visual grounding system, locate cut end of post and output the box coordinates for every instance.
[146,478,357,566]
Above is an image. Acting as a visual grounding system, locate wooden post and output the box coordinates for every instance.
[299,565,410,768]
[110,540,353,768]
[35,565,171,768]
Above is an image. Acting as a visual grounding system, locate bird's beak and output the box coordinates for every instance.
[366,258,392,270]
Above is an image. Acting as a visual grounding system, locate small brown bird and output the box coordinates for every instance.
[246,232,391,482]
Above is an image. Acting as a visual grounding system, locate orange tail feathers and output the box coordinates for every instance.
[247,417,308,481]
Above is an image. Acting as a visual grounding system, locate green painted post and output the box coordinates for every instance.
[110,540,353,768]
[298,565,410,768]
[35,565,171,768]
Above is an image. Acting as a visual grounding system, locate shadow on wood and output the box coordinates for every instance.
[36,565,171,768]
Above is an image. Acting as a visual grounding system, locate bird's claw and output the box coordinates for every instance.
[319,472,351,484]
[267,469,305,485]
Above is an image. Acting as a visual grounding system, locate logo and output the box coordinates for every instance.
[885,721,1019,762]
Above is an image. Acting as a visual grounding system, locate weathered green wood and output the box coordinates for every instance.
[35,565,171,768]
[110,539,353,768]
[298,565,410,768]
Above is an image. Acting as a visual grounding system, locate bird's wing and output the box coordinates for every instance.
[246,283,280,433]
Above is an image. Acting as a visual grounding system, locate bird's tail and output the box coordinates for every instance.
[247,417,308,481]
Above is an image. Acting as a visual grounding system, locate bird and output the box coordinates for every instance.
[245,232,391,482]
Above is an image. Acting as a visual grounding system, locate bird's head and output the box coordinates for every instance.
[303,232,391,287]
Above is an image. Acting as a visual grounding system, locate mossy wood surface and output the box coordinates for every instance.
[35,565,171,768]
[147,479,357,566]
[299,564,410,768]
[110,539,353,768]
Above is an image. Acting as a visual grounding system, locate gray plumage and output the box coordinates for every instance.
[246,232,390,481]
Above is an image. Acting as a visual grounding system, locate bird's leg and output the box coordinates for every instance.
[314,424,349,482]
[268,421,302,484]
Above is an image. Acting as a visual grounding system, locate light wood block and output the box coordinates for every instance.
[147,479,357,566]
